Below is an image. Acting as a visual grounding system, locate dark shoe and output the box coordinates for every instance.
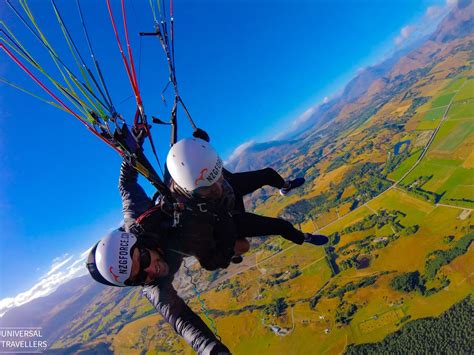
[304,233,329,246]
[279,177,306,196]
[231,255,243,264]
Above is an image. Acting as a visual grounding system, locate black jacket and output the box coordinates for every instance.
[119,160,229,354]
[168,176,239,271]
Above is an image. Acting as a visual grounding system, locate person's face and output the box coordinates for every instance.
[127,247,169,285]
[194,174,224,199]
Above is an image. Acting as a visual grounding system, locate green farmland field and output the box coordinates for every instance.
[431,93,456,108]
[454,79,474,102]
[401,159,458,191]
[367,188,434,225]
[388,149,423,182]
[422,107,446,121]
[431,120,474,153]
[442,77,466,93]
[438,167,474,206]
[416,120,439,130]
[447,100,474,120]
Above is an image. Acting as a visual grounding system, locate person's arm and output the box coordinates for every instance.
[143,281,230,354]
[119,160,154,230]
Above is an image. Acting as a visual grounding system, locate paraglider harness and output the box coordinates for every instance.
[114,124,218,234]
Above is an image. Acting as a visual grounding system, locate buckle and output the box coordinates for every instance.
[197,203,208,213]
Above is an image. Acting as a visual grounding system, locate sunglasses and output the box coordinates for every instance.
[193,177,224,198]
[126,247,152,286]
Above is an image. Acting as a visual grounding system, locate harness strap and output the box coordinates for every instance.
[136,204,164,225]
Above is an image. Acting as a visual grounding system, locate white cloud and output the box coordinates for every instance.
[323,96,329,104]
[292,107,316,127]
[0,251,89,317]
[401,25,414,38]
[224,140,255,165]
[392,0,456,48]
[81,246,93,259]
[426,6,442,18]
[395,25,416,46]
[271,105,321,140]
[44,254,73,277]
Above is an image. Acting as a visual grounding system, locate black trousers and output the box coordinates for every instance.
[224,168,305,245]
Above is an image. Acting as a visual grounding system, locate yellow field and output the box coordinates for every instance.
[358,309,405,334]
[368,188,435,225]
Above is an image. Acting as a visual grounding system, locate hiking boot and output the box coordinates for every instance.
[279,177,306,196]
[304,233,329,246]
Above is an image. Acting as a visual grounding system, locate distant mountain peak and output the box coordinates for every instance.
[430,0,474,43]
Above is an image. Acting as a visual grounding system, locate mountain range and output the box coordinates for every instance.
[226,0,473,174]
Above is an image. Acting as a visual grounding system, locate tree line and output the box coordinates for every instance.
[345,295,473,353]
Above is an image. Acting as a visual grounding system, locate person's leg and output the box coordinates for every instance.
[233,212,305,245]
[224,168,286,197]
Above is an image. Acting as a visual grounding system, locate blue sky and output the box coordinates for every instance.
[0,0,452,313]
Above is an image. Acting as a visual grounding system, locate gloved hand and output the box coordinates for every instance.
[193,128,210,142]
[209,342,231,355]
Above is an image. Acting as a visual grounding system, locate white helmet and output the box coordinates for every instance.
[88,229,138,287]
[166,138,223,192]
